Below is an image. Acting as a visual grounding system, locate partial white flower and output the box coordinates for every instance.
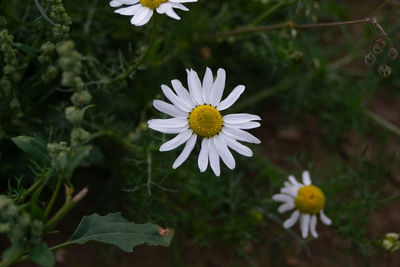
[272,171,332,238]
[147,67,261,176]
[110,0,198,26]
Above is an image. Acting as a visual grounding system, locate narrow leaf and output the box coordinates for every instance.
[12,136,49,163]
[69,213,174,252]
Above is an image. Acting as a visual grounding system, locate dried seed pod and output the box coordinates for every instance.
[364,53,376,65]
[378,65,392,78]
[388,48,398,60]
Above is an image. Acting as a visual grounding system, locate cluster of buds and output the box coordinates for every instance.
[47,141,68,171]
[48,0,72,40]
[364,18,398,78]
[381,233,400,253]
[0,195,43,247]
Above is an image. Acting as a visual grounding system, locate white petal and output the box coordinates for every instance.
[135,9,153,26]
[319,210,332,225]
[148,118,188,128]
[159,129,193,152]
[159,4,181,20]
[153,100,186,118]
[148,124,188,134]
[283,210,300,229]
[224,121,261,130]
[110,0,123,7]
[161,84,192,112]
[170,0,197,2]
[171,79,195,108]
[300,214,311,238]
[272,194,293,203]
[221,133,253,157]
[115,4,141,15]
[217,85,245,111]
[213,135,235,170]
[310,215,318,238]
[208,140,220,176]
[288,175,301,187]
[223,113,261,124]
[186,69,204,105]
[169,2,189,11]
[278,202,295,213]
[172,134,197,169]
[202,67,213,104]
[222,127,261,144]
[210,68,226,107]
[281,186,297,198]
[198,138,209,172]
[302,170,312,185]
[130,7,149,25]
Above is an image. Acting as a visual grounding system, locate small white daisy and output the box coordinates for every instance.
[109,0,198,26]
[147,67,261,176]
[272,171,332,238]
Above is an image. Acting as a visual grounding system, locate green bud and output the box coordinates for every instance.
[48,142,68,171]
[290,51,304,63]
[71,90,92,106]
[65,106,84,123]
[41,66,58,82]
[71,127,91,148]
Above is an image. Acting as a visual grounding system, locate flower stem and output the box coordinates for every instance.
[211,0,393,39]
[364,110,400,137]
[45,187,89,231]
[110,15,158,83]
[380,193,400,204]
[44,171,64,219]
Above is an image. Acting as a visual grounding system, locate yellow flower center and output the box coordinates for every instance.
[294,185,325,214]
[140,0,168,10]
[189,105,223,138]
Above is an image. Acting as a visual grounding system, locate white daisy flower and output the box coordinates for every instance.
[272,171,332,238]
[109,0,198,26]
[147,68,261,176]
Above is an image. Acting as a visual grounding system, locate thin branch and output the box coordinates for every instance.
[211,0,393,39]
[34,0,56,26]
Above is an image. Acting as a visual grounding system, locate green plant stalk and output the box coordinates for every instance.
[45,187,88,231]
[17,176,44,202]
[44,171,64,219]
[110,15,158,83]
[364,110,400,137]
[380,193,400,204]
[0,248,25,267]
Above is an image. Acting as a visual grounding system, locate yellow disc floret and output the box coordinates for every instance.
[189,105,223,138]
[140,0,168,10]
[294,185,325,214]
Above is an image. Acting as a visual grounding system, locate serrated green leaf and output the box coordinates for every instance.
[68,213,174,252]
[12,136,49,163]
[65,145,91,180]
[28,243,55,267]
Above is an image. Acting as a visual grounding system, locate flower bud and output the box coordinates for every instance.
[364,53,376,65]
[381,233,400,252]
[65,106,84,123]
[388,48,398,60]
[291,51,304,63]
[378,65,392,78]
[373,42,383,54]
[71,127,91,148]
[47,142,68,171]
[71,90,92,106]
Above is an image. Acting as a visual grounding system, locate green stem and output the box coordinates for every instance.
[45,187,88,231]
[44,171,64,219]
[18,241,74,263]
[17,176,44,202]
[369,0,393,17]
[34,0,56,26]
[380,193,400,204]
[110,15,158,83]
[364,110,400,137]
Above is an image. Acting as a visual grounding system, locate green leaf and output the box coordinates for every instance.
[28,243,55,267]
[68,213,174,252]
[65,145,91,180]
[12,136,49,163]
[2,244,22,261]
